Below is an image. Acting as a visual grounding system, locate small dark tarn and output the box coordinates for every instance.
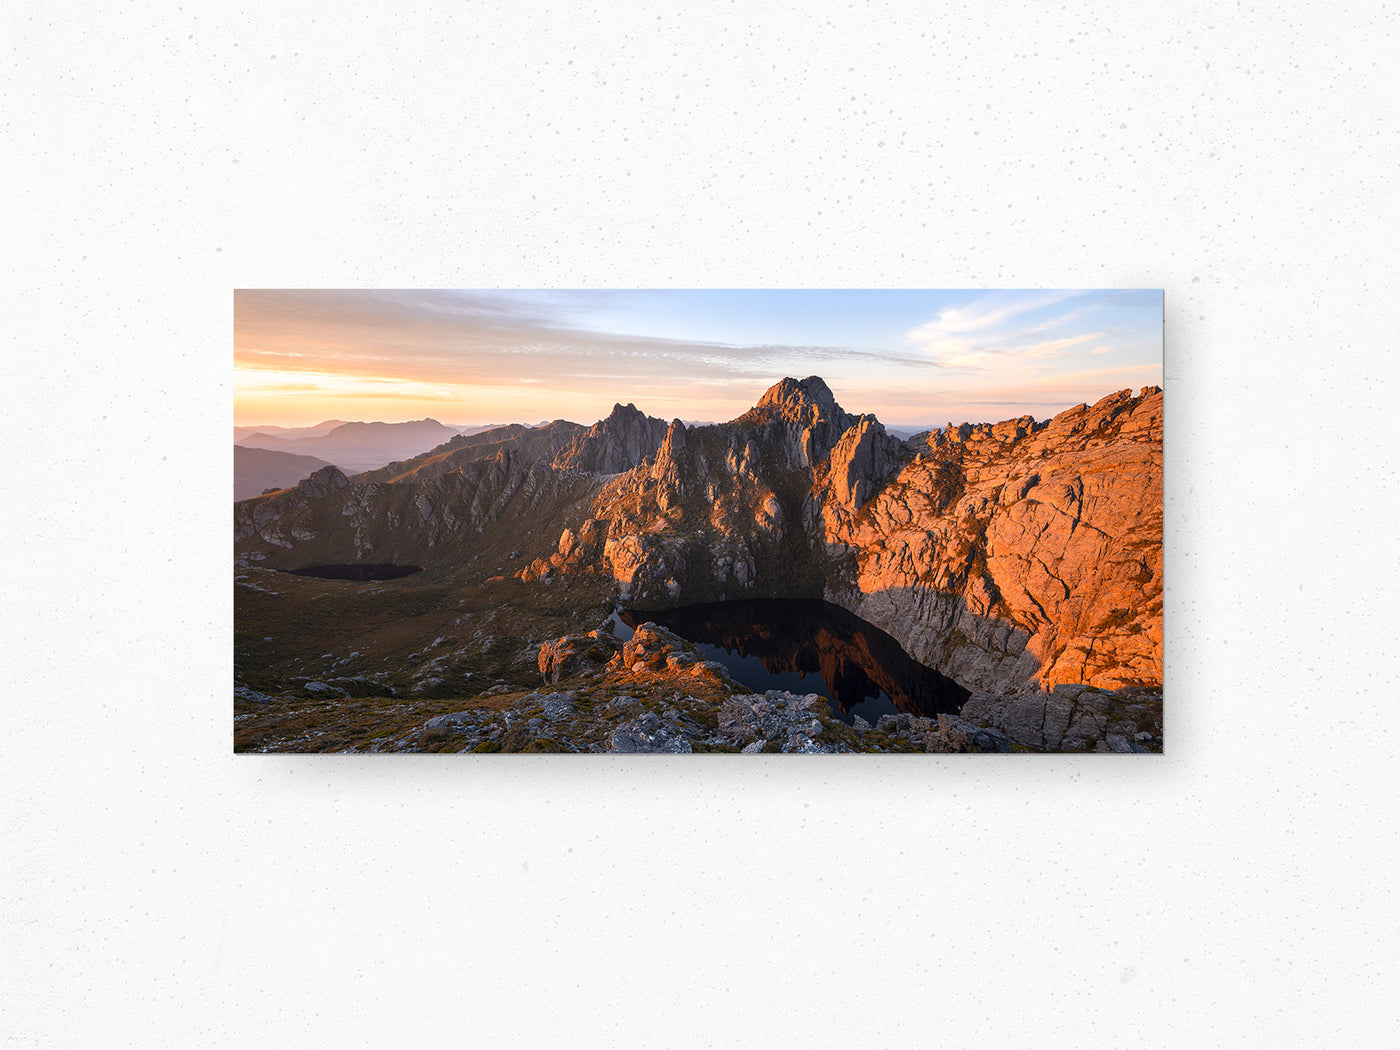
[615,598,970,725]
[282,564,425,581]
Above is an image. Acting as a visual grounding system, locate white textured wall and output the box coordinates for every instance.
[5,1,1397,1046]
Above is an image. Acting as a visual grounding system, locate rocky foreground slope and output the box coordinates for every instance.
[235,377,1162,749]
[235,616,1160,754]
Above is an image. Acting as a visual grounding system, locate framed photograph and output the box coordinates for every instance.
[234,289,1162,754]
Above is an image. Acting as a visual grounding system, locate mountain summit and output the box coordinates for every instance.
[749,375,845,425]
[553,403,669,475]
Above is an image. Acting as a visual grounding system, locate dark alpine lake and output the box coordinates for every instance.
[614,598,969,725]
[282,563,425,581]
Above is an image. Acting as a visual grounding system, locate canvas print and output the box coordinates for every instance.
[234,290,1163,754]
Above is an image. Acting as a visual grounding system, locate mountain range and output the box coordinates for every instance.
[233,420,351,443]
[235,376,1162,732]
[234,419,529,482]
[235,418,466,474]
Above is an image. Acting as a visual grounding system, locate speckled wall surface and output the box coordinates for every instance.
[6,2,1398,1046]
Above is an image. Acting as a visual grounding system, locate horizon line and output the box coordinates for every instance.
[235,380,1162,432]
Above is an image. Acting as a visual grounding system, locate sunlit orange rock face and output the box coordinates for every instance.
[585,378,1162,695]
[815,388,1163,692]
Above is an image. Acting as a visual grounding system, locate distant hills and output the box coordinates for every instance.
[883,425,930,441]
[234,446,336,501]
[233,418,538,495]
[233,420,350,443]
[236,418,468,474]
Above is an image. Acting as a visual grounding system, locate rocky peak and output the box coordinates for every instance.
[737,376,858,471]
[648,419,699,507]
[552,402,669,475]
[608,402,641,421]
[828,415,903,510]
[660,418,687,456]
[295,465,349,498]
[651,419,688,476]
[751,376,845,426]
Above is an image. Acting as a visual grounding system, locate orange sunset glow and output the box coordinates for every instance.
[235,289,1163,428]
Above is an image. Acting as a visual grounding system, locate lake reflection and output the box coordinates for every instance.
[617,599,969,725]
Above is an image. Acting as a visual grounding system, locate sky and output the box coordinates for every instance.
[234,289,1163,428]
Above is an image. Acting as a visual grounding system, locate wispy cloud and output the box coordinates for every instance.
[236,290,935,407]
[907,291,1077,340]
[904,291,1113,370]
